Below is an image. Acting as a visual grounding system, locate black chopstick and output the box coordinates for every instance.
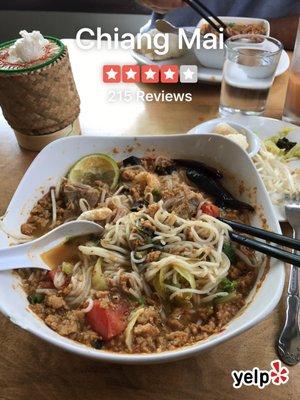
[229,231,300,268]
[220,217,300,251]
[185,0,227,30]
[183,0,229,38]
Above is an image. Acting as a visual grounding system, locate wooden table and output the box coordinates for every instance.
[0,41,298,400]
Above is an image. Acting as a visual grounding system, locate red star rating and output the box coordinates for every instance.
[102,65,183,83]
[122,65,140,83]
[103,65,121,83]
[160,65,179,83]
[141,65,160,83]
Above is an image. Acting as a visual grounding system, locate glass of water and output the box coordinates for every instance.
[283,19,300,125]
[219,34,283,116]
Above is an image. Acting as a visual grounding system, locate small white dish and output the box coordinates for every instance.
[188,117,261,157]
[194,16,270,70]
[0,134,284,364]
[188,116,300,221]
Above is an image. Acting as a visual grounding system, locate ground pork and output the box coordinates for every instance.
[45,294,67,310]
[215,295,245,327]
[45,310,84,336]
[21,193,52,235]
[145,251,161,263]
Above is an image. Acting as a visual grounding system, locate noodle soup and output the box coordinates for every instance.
[18,154,262,354]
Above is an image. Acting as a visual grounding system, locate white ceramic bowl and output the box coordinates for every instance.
[194,16,270,69]
[188,117,261,157]
[0,134,284,364]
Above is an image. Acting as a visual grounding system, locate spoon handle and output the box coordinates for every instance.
[0,221,102,271]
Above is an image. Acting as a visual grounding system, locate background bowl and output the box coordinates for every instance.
[194,16,270,69]
[188,117,261,157]
[0,134,284,364]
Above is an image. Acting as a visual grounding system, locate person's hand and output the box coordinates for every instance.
[137,0,184,14]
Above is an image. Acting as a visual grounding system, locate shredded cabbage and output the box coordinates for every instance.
[91,259,107,291]
[253,142,300,205]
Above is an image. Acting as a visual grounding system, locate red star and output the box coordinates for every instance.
[103,65,121,83]
[122,65,140,83]
[141,65,160,83]
[160,65,179,83]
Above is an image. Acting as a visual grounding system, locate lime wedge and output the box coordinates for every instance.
[68,154,119,189]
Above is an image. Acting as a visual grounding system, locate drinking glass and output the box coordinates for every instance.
[283,18,300,125]
[219,34,283,116]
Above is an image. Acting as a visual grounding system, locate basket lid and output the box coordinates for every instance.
[0,36,65,74]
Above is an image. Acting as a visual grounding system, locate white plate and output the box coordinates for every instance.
[0,134,284,364]
[131,48,289,84]
[189,116,300,221]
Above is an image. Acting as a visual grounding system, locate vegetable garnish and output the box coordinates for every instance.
[68,153,119,188]
[222,243,236,263]
[277,137,297,153]
[27,293,45,304]
[91,259,107,291]
[61,261,73,275]
[152,188,162,202]
[263,128,300,161]
[218,278,237,293]
[215,291,237,304]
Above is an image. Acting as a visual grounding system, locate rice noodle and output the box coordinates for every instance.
[79,198,90,212]
[55,178,63,199]
[235,248,261,268]
[53,270,66,289]
[77,201,232,301]
[50,187,57,225]
[125,307,145,351]
[81,298,94,313]
[65,262,92,307]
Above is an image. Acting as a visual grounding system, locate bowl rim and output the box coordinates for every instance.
[0,133,284,364]
[187,117,261,157]
[196,16,271,34]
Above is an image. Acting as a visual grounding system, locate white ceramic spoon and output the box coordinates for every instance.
[0,221,103,271]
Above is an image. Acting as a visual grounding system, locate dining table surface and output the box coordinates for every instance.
[0,39,299,400]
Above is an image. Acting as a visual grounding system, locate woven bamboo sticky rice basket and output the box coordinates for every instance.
[0,37,81,150]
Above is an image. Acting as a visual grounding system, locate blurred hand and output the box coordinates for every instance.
[137,0,184,13]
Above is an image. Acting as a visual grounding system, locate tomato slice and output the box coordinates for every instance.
[47,270,57,282]
[201,202,220,218]
[86,300,128,340]
[38,270,56,288]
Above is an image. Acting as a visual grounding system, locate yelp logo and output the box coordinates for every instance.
[232,360,289,389]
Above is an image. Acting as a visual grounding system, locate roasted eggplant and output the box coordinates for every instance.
[186,168,254,212]
[174,159,223,179]
[155,165,176,175]
[123,156,141,167]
